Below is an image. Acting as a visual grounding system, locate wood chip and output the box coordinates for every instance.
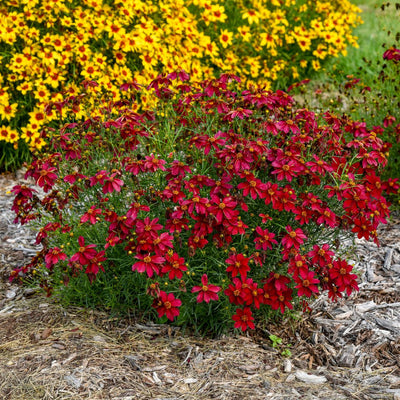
[295,370,327,384]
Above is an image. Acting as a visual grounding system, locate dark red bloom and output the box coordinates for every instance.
[225,253,250,277]
[209,195,238,224]
[70,236,97,265]
[254,227,277,251]
[281,226,307,250]
[224,278,246,305]
[135,217,163,239]
[192,274,221,303]
[152,291,181,321]
[102,173,124,194]
[232,307,255,331]
[132,253,165,277]
[294,269,320,298]
[45,247,67,269]
[329,259,359,295]
[80,206,102,224]
[161,253,187,280]
[307,244,335,267]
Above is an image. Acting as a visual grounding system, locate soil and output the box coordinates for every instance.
[1,170,400,400]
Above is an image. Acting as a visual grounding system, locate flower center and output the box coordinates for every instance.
[144,256,152,263]
[172,261,180,269]
[164,301,171,309]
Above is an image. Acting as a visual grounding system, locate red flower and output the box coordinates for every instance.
[144,154,166,172]
[89,170,108,186]
[165,211,189,233]
[80,206,102,224]
[383,47,400,61]
[271,160,301,182]
[266,272,291,292]
[135,217,163,239]
[152,232,174,254]
[307,244,334,267]
[243,279,264,308]
[294,269,320,298]
[70,236,98,265]
[180,195,209,215]
[315,208,337,228]
[102,173,124,194]
[351,215,374,240]
[306,155,333,175]
[254,227,277,251]
[281,226,307,250]
[276,119,300,134]
[166,160,192,178]
[192,274,221,303]
[259,213,272,223]
[209,195,238,224]
[132,253,165,277]
[11,185,36,198]
[36,162,58,191]
[238,173,266,200]
[161,253,187,280]
[270,288,293,314]
[45,247,67,269]
[152,291,181,321]
[232,307,255,331]
[225,253,250,277]
[224,278,246,305]
[126,202,150,219]
[329,259,359,295]
[85,251,106,278]
[225,107,253,120]
[343,187,368,214]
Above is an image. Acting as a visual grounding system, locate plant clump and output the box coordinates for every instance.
[10,74,398,335]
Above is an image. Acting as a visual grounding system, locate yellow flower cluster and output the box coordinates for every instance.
[0,0,362,150]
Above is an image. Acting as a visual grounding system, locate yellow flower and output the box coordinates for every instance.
[0,126,18,143]
[208,4,227,23]
[296,36,312,52]
[16,79,33,95]
[28,109,47,127]
[20,127,39,142]
[0,103,18,120]
[313,44,327,59]
[312,59,321,71]
[34,85,51,102]
[219,29,233,49]
[242,9,261,25]
[237,25,252,42]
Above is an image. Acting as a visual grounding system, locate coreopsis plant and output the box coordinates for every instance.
[0,0,362,171]
[11,74,397,334]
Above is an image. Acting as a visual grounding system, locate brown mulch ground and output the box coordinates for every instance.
[1,171,400,400]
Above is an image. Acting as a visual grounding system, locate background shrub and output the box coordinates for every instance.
[0,0,362,171]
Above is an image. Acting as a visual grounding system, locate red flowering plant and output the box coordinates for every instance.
[10,73,397,334]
